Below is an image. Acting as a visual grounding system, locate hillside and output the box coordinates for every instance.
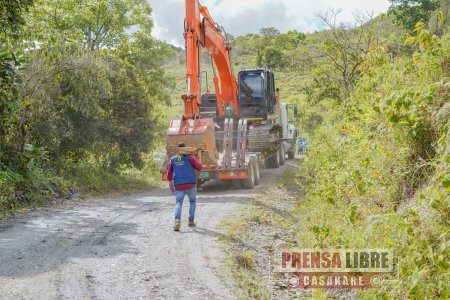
[160,9,450,299]
[163,13,403,130]
[207,9,449,300]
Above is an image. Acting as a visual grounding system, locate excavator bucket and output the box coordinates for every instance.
[166,118,219,167]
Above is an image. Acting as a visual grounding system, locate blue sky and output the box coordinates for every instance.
[147,0,391,46]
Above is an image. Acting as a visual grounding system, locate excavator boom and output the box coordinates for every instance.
[165,0,287,177]
[183,0,239,119]
[166,0,239,166]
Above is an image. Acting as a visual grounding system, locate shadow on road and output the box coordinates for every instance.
[176,227,259,252]
[0,199,168,279]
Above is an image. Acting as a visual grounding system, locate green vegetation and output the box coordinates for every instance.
[389,0,441,30]
[220,214,270,299]
[296,20,449,298]
[0,0,172,214]
[215,2,449,299]
[221,170,323,299]
[1,0,449,296]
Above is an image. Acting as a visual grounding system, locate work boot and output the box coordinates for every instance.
[173,219,181,231]
[188,219,196,227]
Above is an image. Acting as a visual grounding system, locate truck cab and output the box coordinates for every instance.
[279,103,298,159]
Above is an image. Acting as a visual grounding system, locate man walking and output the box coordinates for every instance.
[297,136,306,155]
[167,142,203,231]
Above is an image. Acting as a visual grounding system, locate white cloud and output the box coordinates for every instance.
[148,0,390,46]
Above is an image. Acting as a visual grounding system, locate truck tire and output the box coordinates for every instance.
[279,145,285,165]
[288,149,295,159]
[197,179,205,190]
[267,149,280,168]
[232,179,242,189]
[254,159,261,185]
[242,159,256,189]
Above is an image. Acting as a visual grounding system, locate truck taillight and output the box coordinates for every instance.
[218,171,248,180]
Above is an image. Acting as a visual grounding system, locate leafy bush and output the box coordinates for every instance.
[0,0,173,212]
[295,23,449,298]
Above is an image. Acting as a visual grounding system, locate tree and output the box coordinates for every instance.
[14,0,173,172]
[273,30,306,50]
[0,0,34,166]
[388,0,440,30]
[225,33,235,44]
[315,10,376,101]
[259,27,280,37]
[254,35,271,66]
[0,0,34,39]
[30,0,154,51]
[261,46,283,69]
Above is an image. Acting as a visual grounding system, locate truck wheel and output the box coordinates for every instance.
[197,179,205,190]
[288,149,295,159]
[254,159,261,185]
[242,159,256,189]
[232,179,242,189]
[267,149,280,168]
[279,145,285,165]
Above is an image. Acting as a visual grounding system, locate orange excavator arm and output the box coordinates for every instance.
[183,0,239,120]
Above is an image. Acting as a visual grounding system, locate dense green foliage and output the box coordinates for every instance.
[389,0,441,30]
[233,30,306,69]
[186,4,448,298]
[389,0,440,29]
[296,22,449,297]
[389,0,450,34]
[0,0,33,39]
[231,6,448,298]
[1,0,172,213]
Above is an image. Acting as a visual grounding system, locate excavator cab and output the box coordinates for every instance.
[238,69,277,121]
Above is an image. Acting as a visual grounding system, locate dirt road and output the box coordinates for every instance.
[0,159,299,300]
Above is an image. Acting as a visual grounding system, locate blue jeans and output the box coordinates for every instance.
[174,186,196,221]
